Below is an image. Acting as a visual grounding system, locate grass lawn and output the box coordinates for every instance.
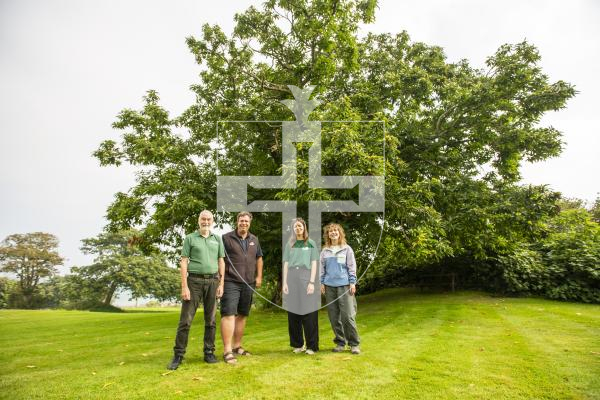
[1,288,599,399]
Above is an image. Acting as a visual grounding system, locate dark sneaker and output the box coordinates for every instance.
[167,355,184,370]
[332,345,345,353]
[204,352,218,364]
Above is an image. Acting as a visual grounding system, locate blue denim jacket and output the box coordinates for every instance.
[320,245,357,287]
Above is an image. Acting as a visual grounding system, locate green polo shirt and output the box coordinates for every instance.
[181,231,225,274]
[283,239,318,269]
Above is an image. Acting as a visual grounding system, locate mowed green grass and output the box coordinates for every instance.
[1,289,599,400]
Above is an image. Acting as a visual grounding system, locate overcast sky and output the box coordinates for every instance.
[1,0,599,275]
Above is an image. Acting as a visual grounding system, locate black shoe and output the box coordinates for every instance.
[167,355,184,370]
[204,352,218,364]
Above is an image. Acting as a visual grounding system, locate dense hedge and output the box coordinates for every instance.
[358,208,600,304]
[498,209,600,302]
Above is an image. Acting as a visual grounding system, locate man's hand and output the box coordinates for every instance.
[282,283,288,294]
[181,286,191,301]
[349,284,356,296]
[307,283,315,295]
[255,276,262,289]
[321,284,325,295]
[216,283,224,298]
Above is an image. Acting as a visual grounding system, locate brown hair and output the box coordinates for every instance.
[289,218,309,245]
[237,211,253,222]
[323,223,347,247]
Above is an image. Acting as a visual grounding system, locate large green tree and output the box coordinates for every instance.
[0,232,64,308]
[94,0,574,293]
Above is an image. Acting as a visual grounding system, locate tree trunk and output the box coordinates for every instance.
[270,270,283,307]
[22,292,33,309]
[104,283,118,306]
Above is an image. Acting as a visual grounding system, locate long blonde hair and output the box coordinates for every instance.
[323,223,347,248]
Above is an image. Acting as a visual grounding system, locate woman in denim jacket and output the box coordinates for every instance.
[320,223,361,354]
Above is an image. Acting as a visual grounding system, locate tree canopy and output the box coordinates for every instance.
[94,0,577,299]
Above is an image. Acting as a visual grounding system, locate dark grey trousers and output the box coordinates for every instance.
[324,285,360,347]
[173,275,218,356]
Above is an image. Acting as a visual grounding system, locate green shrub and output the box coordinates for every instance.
[539,209,600,302]
[497,246,547,294]
[493,209,600,303]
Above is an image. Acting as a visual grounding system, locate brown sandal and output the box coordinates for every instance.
[223,351,237,364]
[233,347,251,356]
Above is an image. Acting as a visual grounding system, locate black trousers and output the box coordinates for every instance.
[173,275,218,356]
[288,310,319,351]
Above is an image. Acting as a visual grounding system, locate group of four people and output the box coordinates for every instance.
[167,210,360,370]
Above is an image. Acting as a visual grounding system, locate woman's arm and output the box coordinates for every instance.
[347,246,357,295]
[282,261,289,294]
[319,249,326,294]
[307,260,317,295]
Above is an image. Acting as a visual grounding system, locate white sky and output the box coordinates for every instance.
[1,0,599,276]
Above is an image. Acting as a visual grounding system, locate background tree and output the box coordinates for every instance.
[31,275,76,309]
[0,232,64,308]
[94,0,577,300]
[557,197,586,211]
[590,196,600,224]
[71,230,179,306]
[0,277,18,308]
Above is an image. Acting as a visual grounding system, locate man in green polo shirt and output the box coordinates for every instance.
[167,210,225,370]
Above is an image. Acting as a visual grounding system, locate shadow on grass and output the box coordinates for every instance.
[123,308,179,313]
[357,287,493,306]
[87,304,125,313]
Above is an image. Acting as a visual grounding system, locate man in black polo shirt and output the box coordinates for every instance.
[220,211,263,364]
[167,210,225,370]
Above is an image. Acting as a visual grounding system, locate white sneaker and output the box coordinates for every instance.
[350,346,361,355]
[305,349,315,355]
[292,347,305,354]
